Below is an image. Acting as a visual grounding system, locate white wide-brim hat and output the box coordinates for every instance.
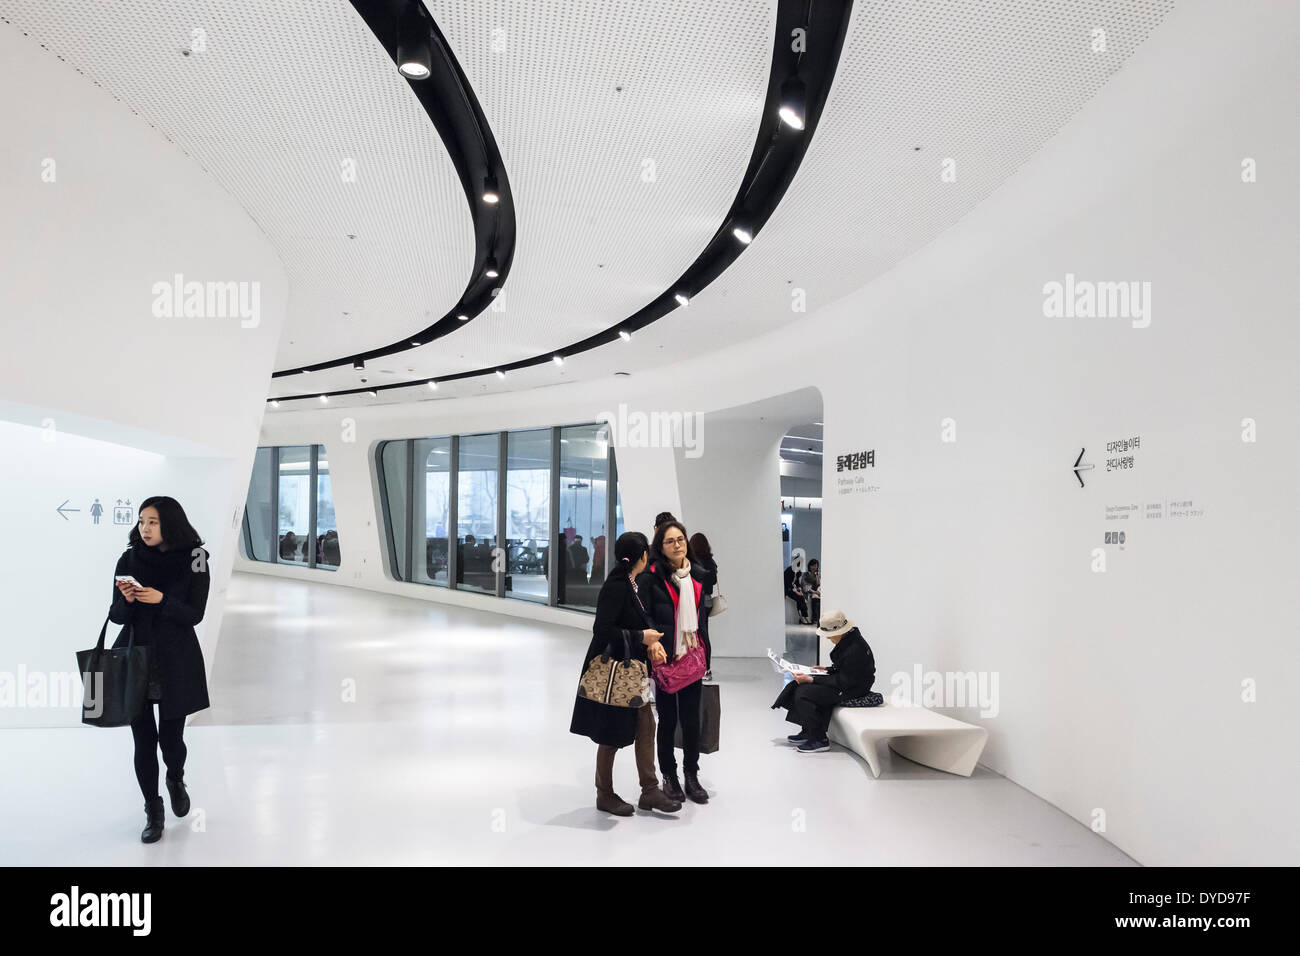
[815,610,853,638]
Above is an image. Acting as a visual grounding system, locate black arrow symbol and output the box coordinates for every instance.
[1073,448,1095,488]
[56,500,80,520]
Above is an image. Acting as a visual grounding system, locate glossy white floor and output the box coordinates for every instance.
[2,573,1134,866]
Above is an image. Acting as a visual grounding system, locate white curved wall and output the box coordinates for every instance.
[0,26,289,726]
[244,0,1300,865]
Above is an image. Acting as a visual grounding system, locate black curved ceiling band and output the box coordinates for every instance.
[271,0,851,402]
[271,0,516,378]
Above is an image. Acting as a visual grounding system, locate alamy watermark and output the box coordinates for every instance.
[596,403,704,458]
[1042,273,1151,329]
[151,273,260,328]
[890,664,1000,718]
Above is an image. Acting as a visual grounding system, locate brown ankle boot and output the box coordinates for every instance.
[637,787,683,813]
[596,791,635,816]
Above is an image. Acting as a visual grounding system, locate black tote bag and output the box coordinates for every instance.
[674,681,721,754]
[75,615,149,727]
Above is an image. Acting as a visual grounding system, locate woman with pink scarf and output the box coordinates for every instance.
[643,519,711,805]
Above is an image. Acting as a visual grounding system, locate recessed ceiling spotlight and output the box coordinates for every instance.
[396,2,432,79]
[619,329,632,342]
[457,313,469,321]
[484,256,500,279]
[411,340,420,346]
[553,355,564,366]
[496,369,506,379]
[778,75,806,130]
[674,293,689,307]
[733,223,753,244]
[302,369,310,375]
[427,380,438,391]
[482,174,499,204]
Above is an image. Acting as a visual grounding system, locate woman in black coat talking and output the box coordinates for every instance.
[109,495,211,843]
[570,531,682,816]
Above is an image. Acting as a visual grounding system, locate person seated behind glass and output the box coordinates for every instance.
[771,609,875,753]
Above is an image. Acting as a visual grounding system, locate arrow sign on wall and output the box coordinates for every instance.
[1073,448,1095,488]
[56,500,80,520]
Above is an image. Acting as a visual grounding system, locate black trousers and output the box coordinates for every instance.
[129,703,187,801]
[656,679,703,776]
[784,683,842,738]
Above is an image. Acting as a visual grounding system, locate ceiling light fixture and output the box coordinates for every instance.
[732,222,753,245]
[270,400,280,408]
[674,293,689,307]
[778,75,806,130]
[619,329,632,342]
[456,313,469,321]
[484,256,500,279]
[411,340,421,346]
[319,395,328,403]
[353,358,365,370]
[553,355,564,366]
[496,369,505,379]
[427,380,438,391]
[482,174,499,204]
[396,2,432,80]
[367,390,378,398]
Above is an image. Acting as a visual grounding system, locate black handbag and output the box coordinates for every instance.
[673,681,721,754]
[75,615,149,727]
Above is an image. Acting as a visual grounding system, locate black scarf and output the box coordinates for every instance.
[127,543,195,590]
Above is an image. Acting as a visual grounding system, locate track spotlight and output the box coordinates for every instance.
[319,395,328,403]
[353,358,365,370]
[778,75,806,130]
[482,175,499,204]
[270,400,280,408]
[732,223,753,244]
[553,355,564,366]
[496,369,506,379]
[411,340,421,346]
[484,256,500,279]
[396,2,432,80]
[427,380,438,390]
[674,293,689,307]
[367,390,378,398]
[457,313,469,321]
[619,329,632,342]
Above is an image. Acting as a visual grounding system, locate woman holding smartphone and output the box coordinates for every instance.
[109,496,211,843]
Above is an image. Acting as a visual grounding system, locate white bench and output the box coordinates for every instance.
[828,703,988,777]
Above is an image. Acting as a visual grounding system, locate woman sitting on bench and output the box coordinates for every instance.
[771,609,876,753]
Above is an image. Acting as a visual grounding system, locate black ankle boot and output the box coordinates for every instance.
[684,771,709,804]
[662,772,685,803]
[165,772,190,818]
[141,796,165,844]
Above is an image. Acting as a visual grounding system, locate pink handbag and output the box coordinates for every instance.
[653,639,706,695]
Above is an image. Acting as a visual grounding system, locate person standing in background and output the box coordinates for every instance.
[688,531,718,677]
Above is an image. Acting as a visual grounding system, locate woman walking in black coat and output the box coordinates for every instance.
[109,496,211,843]
[570,532,682,816]
[643,520,712,805]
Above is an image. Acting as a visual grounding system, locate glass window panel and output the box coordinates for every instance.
[243,447,273,561]
[379,440,409,580]
[315,444,339,570]
[506,429,551,603]
[277,445,312,566]
[456,433,499,595]
[414,437,452,587]
[558,423,610,611]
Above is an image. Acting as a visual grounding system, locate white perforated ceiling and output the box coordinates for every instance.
[0,0,474,370]
[2,0,1178,408]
